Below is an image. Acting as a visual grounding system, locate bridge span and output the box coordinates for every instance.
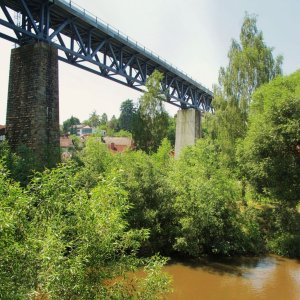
[0,0,213,110]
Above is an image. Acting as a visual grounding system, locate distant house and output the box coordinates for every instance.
[73,125,96,136]
[60,132,133,158]
[0,125,6,141]
[103,137,134,153]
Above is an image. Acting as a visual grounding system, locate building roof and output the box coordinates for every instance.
[103,136,133,153]
[73,124,83,129]
[103,137,133,147]
[0,125,5,130]
[60,136,74,148]
[73,124,92,129]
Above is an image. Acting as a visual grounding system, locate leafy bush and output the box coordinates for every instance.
[267,233,300,258]
[0,162,34,299]
[75,136,113,189]
[0,162,171,298]
[108,141,176,255]
[170,139,264,256]
[0,141,38,185]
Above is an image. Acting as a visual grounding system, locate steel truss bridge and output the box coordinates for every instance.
[0,0,213,111]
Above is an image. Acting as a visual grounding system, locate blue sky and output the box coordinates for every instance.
[0,0,299,124]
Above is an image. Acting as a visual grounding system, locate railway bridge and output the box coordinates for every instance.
[0,0,213,165]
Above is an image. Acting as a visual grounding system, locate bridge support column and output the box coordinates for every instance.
[175,109,201,158]
[6,42,60,168]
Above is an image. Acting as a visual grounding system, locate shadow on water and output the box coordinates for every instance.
[168,255,280,277]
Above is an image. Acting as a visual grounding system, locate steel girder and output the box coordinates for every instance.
[0,0,213,111]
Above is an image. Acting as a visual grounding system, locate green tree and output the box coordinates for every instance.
[238,70,300,203]
[170,139,263,256]
[236,70,300,258]
[85,110,101,128]
[209,13,283,165]
[100,113,108,126]
[133,70,169,153]
[76,136,113,189]
[119,99,136,132]
[167,115,176,146]
[113,129,132,138]
[108,115,119,133]
[109,140,176,255]
[62,115,80,134]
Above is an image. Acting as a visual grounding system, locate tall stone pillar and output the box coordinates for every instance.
[6,42,60,168]
[175,109,201,158]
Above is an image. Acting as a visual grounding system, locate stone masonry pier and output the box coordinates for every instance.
[6,42,60,168]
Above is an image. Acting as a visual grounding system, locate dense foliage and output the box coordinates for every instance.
[132,70,170,153]
[118,100,136,133]
[209,13,283,165]
[170,140,263,257]
[0,161,171,299]
[238,71,300,203]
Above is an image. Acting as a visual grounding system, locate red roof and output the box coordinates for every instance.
[60,136,74,148]
[103,137,133,153]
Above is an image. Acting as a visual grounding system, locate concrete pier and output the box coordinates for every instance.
[6,42,60,168]
[175,109,201,158]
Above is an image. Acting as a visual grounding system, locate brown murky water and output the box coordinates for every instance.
[164,256,300,300]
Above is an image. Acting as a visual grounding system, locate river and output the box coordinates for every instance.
[163,256,300,300]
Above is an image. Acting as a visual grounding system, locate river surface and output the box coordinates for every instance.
[163,256,300,300]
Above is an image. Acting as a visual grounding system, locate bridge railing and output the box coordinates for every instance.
[58,0,212,95]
